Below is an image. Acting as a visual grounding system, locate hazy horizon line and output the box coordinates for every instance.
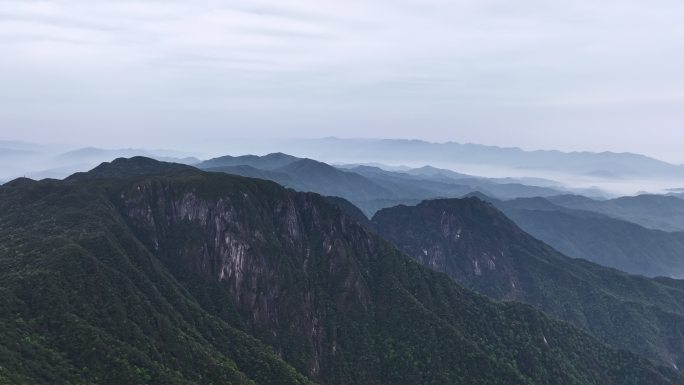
[3,136,682,166]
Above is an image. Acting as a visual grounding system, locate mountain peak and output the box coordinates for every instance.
[2,176,38,188]
[263,151,297,159]
[461,191,499,203]
[199,152,300,170]
[374,197,527,255]
[67,156,196,181]
[406,165,471,179]
[278,157,330,171]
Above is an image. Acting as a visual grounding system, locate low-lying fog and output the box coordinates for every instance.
[2,138,683,199]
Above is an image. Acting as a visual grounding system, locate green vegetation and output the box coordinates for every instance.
[0,170,311,385]
[373,197,684,370]
[0,158,681,384]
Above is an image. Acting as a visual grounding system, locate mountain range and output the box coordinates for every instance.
[6,138,684,196]
[194,152,684,280]
[0,157,679,384]
[278,138,684,181]
[545,194,684,232]
[197,153,566,215]
[0,142,200,182]
[372,198,684,370]
[480,195,684,278]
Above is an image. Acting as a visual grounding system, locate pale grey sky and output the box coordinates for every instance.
[1,0,684,162]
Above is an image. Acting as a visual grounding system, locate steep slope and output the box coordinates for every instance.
[200,156,401,212]
[373,198,684,370]
[0,158,678,384]
[322,195,375,230]
[548,194,684,232]
[273,158,395,201]
[493,196,684,278]
[0,169,311,385]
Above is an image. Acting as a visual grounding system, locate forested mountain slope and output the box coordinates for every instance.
[0,158,678,384]
[373,198,684,370]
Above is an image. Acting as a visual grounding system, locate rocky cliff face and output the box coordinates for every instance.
[107,171,680,385]
[116,176,377,379]
[373,198,527,300]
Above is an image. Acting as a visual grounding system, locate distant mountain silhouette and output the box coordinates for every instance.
[57,147,199,165]
[480,195,684,278]
[282,138,684,180]
[0,145,201,182]
[199,153,565,215]
[548,194,684,232]
[197,152,298,170]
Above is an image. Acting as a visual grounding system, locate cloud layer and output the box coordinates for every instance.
[1,0,683,160]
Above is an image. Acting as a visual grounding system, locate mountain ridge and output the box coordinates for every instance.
[0,157,678,384]
[372,197,684,369]
[486,195,684,278]
[281,138,684,182]
[547,194,684,232]
[198,152,566,215]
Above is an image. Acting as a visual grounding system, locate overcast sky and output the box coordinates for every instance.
[1,0,684,162]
